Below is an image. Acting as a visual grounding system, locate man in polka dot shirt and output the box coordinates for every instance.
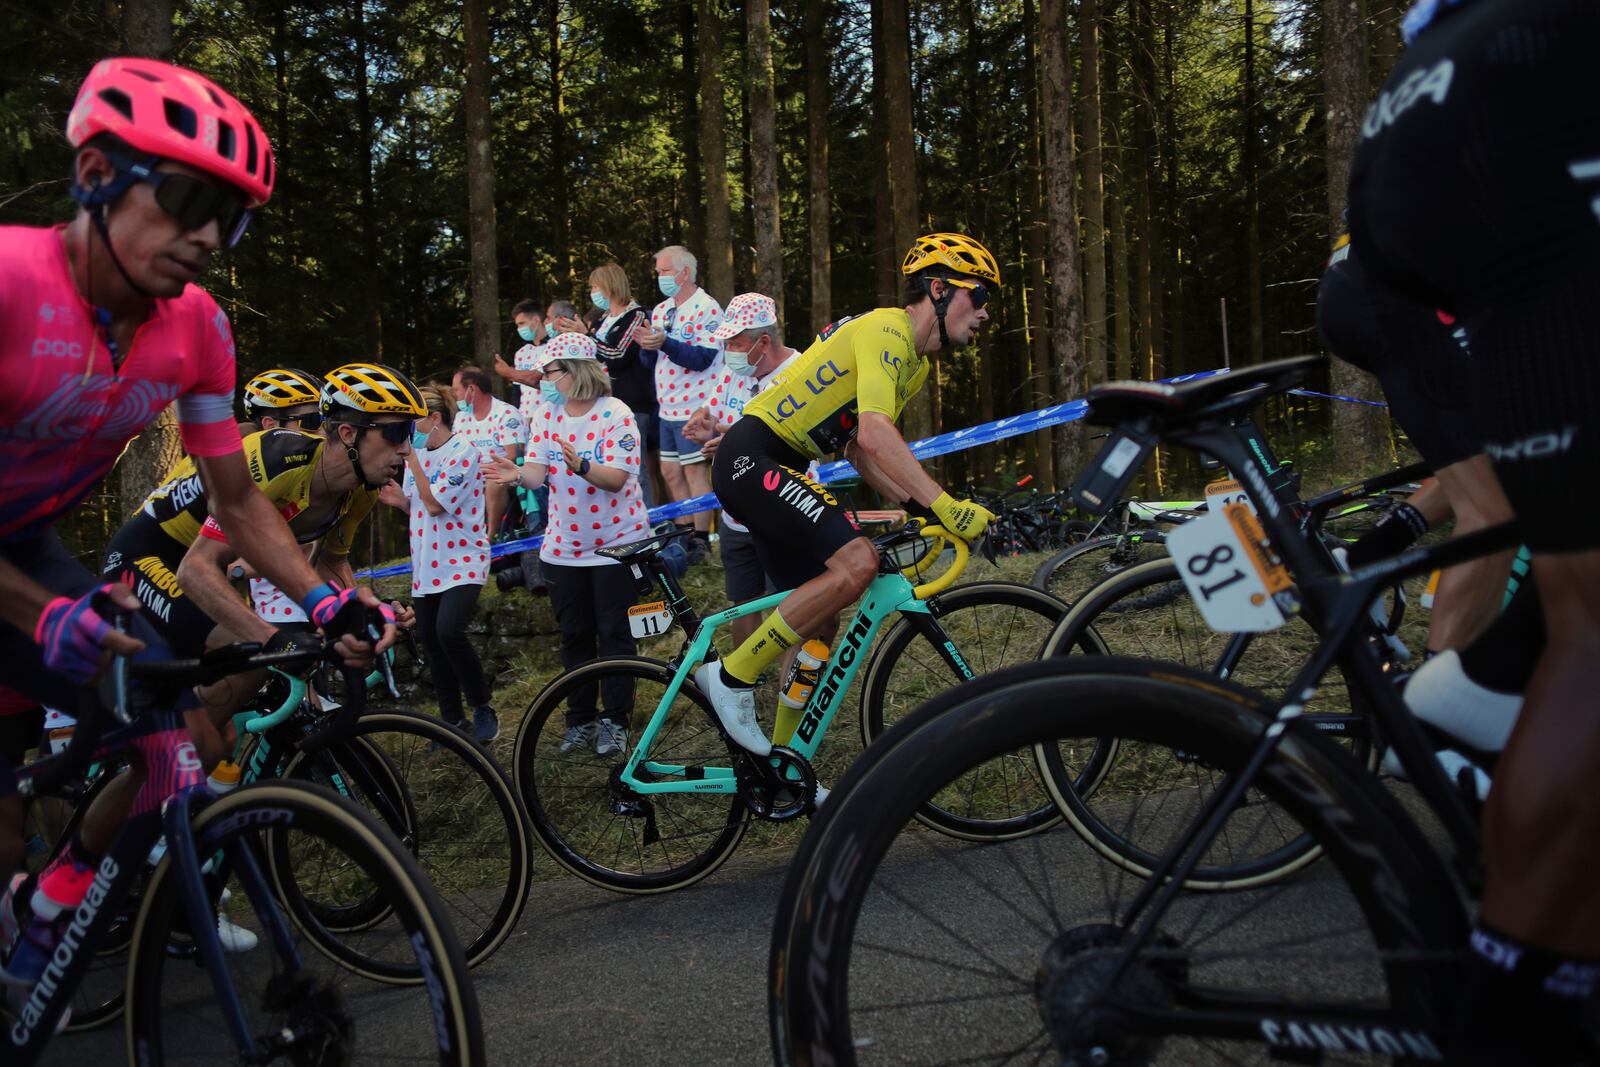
[635,244,723,564]
[493,297,548,427]
[452,364,527,539]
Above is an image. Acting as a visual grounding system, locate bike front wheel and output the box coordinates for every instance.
[126,780,484,1066]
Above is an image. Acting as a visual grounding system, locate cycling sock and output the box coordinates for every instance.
[1344,502,1430,569]
[1457,576,1545,694]
[722,609,802,687]
[1451,922,1597,1065]
[773,703,804,748]
[1402,649,1521,753]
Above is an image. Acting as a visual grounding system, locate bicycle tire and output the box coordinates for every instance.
[1029,532,1170,606]
[273,709,533,972]
[512,656,750,894]
[1038,556,1379,888]
[771,658,1464,1067]
[858,581,1114,840]
[125,780,484,1066]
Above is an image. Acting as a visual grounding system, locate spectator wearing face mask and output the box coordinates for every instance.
[634,245,723,564]
[494,297,548,431]
[378,386,498,742]
[572,263,660,508]
[483,333,649,758]
[451,364,526,538]
[683,293,804,645]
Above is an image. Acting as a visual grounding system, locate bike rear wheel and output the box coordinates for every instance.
[772,659,1464,1067]
[513,656,749,893]
[126,780,484,1065]
[1031,532,1172,606]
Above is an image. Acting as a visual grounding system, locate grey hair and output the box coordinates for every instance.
[559,359,611,402]
[547,299,578,321]
[737,323,782,347]
[655,244,698,281]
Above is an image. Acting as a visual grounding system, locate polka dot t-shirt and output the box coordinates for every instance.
[402,431,490,595]
[454,396,526,463]
[651,288,724,421]
[533,397,649,568]
[251,576,308,624]
[706,352,805,534]
[512,342,547,427]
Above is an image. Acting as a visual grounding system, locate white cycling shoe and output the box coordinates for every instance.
[216,889,258,953]
[693,663,772,756]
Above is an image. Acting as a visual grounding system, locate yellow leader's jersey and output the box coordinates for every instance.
[744,307,928,459]
[132,428,376,555]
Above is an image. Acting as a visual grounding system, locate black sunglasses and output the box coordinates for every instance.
[945,279,990,310]
[107,151,253,248]
[282,412,323,432]
[363,419,416,445]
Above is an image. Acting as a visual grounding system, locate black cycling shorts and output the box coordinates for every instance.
[1317,243,1475,469]
[1348,0,1600,552]
[101,523,214,658]
[711,417,865,592]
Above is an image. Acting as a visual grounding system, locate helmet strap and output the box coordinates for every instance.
[930,278,955,353]
[342,425,386,489]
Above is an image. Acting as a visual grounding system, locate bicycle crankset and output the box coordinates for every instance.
[732,746,815,822]
[1034,922,1185,1066]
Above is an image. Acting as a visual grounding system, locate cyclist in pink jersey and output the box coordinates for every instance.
[0,60,397,993]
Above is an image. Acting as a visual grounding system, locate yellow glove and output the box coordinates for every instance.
[930,492,996,542]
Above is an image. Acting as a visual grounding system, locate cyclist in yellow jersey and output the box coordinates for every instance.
[703,233,1000,755]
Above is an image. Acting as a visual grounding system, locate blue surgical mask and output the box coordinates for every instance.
[658,272,680,299]
[412,429,430,450]
[545,322,558,339]
[540,381,564,405]
[517,325,538,342]
[723,347,758,377]
[590,290,610,311]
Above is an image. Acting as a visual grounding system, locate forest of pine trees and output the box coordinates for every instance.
[2,0,1406,554]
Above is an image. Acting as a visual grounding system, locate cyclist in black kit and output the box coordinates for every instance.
[1348,1,1600,1060]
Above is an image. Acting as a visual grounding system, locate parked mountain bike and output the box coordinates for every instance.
[768,356,1519,1066]
[512,522,1106,894]
[2,616,485,1066]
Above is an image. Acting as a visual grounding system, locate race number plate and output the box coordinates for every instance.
[628,601,673,639]
[1204,477,1254,513]
[1167,502,1292,632]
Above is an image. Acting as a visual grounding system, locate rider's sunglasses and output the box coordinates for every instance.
[106,151,254,248]
[366,419,416,445]
[282,412,323,432]
[943,278,990,310]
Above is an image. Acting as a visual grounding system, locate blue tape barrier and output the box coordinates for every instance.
[1289,387,1388,408]
[358,367,1245,580]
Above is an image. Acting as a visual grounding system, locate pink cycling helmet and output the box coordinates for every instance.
[66,57,274,207]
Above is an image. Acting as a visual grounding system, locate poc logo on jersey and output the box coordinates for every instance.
[32,338,85,360]
[1362,59,1453,139]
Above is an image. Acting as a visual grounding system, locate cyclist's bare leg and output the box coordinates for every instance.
[1481,549,1600,953]
[770,540,877,638]
[1428,455,1517,652]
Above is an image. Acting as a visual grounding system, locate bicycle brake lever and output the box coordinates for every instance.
[979,531,999,567]
[371,623,400,699]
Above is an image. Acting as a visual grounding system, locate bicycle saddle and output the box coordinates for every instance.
[594,524,699,564]
[1084,355,1324,427]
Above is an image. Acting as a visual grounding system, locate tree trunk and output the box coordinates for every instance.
[463,0,500,369]
[870,0,896,306]
[805,0,833,333]
[697,0,734,304]
[1041,0,1087,482]
[882,0,928,441]
[115,0,178,514]
[121,0,172,56]
[681,0,705,251]
[1079,0,1108,388]
[1244,0,1264,365]
[547,0,572,294]
[748,0,782,318]
[1021,0,1054,484]
[353,0,382,357]
[1106,4,1134,381]
[1324,0,1393,470]
[1162,8,1185,372]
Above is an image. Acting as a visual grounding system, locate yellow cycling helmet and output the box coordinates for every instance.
[901,232,1001,288]
[242,368,322,417]
[320,362,427,420]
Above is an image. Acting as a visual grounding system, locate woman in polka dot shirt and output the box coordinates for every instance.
[379,385,499,742]
[486,333,649,757]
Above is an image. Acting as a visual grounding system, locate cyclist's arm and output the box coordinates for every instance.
[194,450,322,604]
[175,535,278,644]
[844,439,912,503]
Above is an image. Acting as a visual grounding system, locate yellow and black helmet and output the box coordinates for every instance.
[320,362,427,421]
[901,232,1002,288]
[243,368,322,416]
